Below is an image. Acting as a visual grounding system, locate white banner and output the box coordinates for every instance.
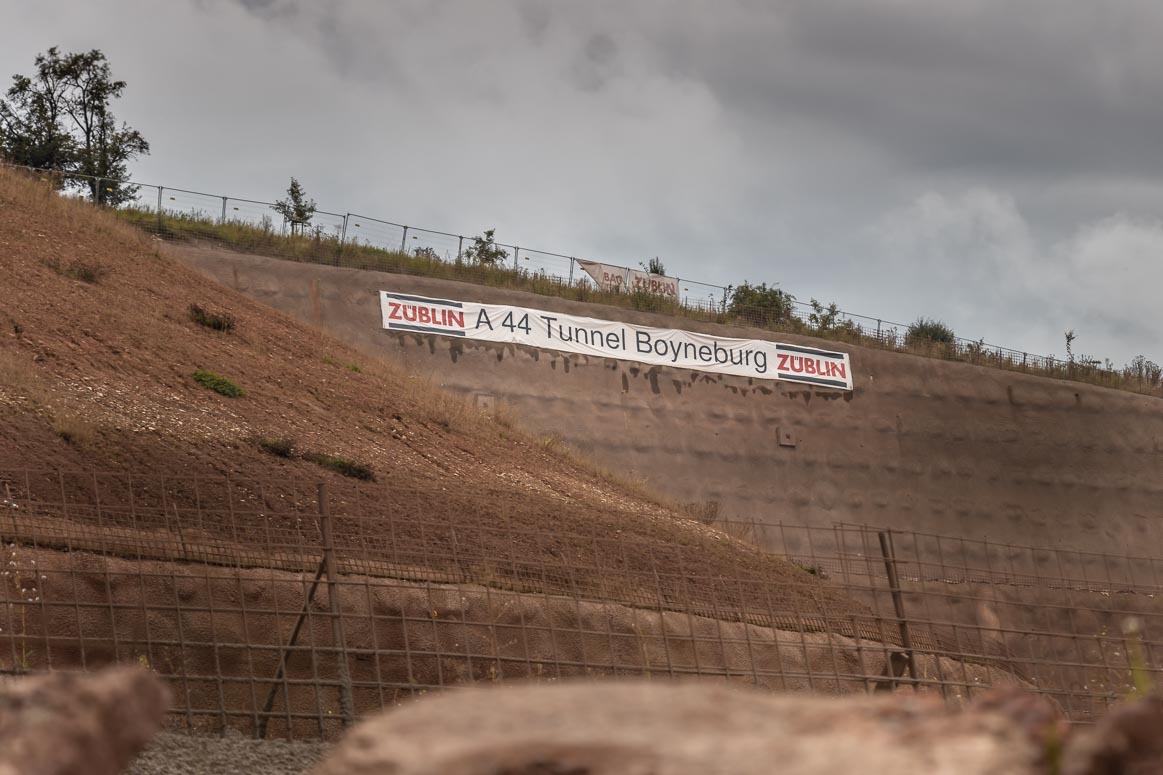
[380,290,853,390]
[576,260,680,299]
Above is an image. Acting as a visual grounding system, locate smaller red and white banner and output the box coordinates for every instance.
[576,260,680,298]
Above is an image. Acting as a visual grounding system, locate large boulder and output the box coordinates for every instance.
[312,681,1062,775]
[0,667,169,775]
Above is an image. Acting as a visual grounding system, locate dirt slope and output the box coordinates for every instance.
[0,168,867,627]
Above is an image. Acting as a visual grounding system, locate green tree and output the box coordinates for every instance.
[272,177,316,236]
[727,282,797,327]
[0,47,148,204]
[0,48,74,173]
[807,298,861,337]
[463,228,509,266]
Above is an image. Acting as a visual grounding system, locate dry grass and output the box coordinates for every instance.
[51,412,98,446]
[710,518,760,545]
[0,169,159,259]
[0,350,43,402]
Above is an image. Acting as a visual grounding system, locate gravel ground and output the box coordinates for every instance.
[125,731,329,775]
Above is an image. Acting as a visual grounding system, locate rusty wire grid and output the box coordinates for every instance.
[0,468,1159,740]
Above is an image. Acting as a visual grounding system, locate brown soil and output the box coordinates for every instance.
[0,167,868,628]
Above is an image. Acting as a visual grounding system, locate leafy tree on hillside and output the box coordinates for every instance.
[727,281,797,327]
[0,47,149,205]
[463,228,509,266]
[272,177,316,236]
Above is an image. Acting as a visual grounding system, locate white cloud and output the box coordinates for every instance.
[873,188,1162,364]
[4,1,1163,367]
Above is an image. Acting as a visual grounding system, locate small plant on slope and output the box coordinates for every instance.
[193,369,244,398]
[47,258,107,284]
[256,437,295,458]
[188,303,235,332]
[303,452,375,481]
[2,542,45,672]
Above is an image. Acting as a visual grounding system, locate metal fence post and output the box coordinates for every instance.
[220,197,228,225]
[156,186,164,232]
[457,235,464,262]
[337,214,349,266]
[318,483,355,728]
[568,257,574,284]
[94,178,103,205]
[513,246,520,270]
[878,530,918,686]
[400,226,408,254]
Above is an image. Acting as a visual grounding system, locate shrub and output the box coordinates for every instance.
[256,437,294,457]
[728,282,797,327]
[680,500,721,525]
[303,452,374,481]
[808,298,862,338]
[192,369,244,397]
[188,304,235,332]
[906,317,956,346]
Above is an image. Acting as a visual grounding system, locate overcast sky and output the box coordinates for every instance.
[5,0,1163,366]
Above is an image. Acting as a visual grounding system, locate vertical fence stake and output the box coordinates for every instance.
[319,483,355,728]
[878,530,918,686]
[513,246,520,271]
[568,257,575,284]
[220,197,228,225]
[400,226,408,254]
[156,186,164,233]
[457,235,464,262]
[94,178,103,205]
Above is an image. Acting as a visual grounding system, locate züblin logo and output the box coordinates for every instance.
[382,292,466,336]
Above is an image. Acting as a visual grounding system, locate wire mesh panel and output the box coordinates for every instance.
[1,468,1161,739]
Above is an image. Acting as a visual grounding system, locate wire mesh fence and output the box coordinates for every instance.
[0,468,1159,740]
[6,161,1161,398]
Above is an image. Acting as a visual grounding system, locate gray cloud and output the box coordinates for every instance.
[3,0,1162,365]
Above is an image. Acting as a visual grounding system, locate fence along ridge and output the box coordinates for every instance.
[5,160,1154,397]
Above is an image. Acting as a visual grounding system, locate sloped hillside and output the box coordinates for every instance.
[0,167,866,626]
